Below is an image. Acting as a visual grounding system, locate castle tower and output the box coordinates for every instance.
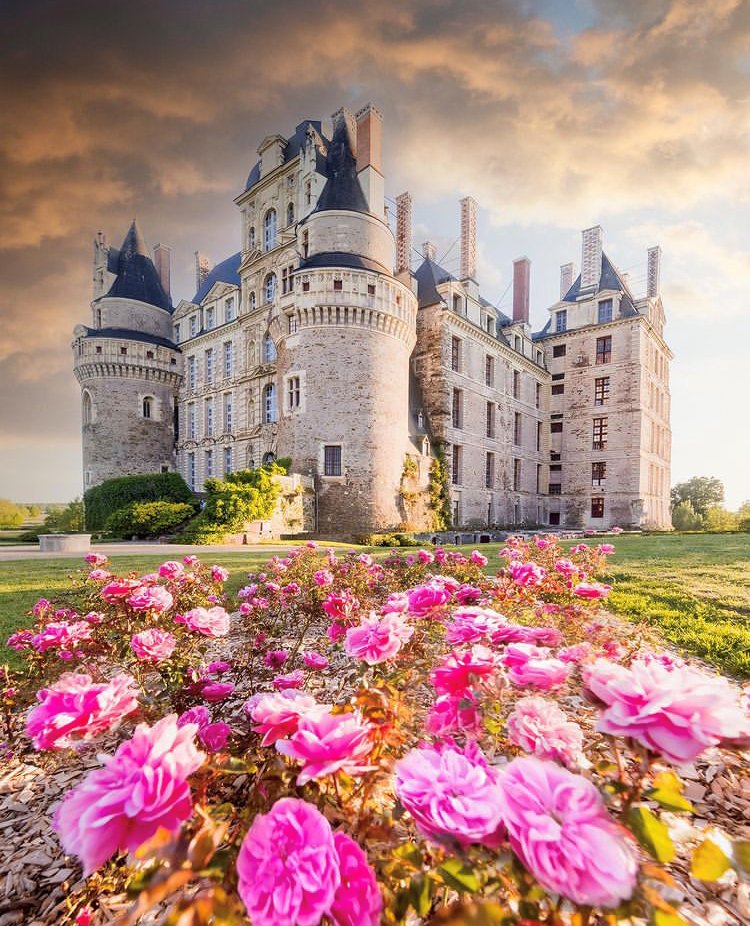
[72,221,182,490]
[270,109,419,536]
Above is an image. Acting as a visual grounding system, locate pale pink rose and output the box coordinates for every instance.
[527,626,564,647]
[425,692,484,738]
[275,707,374,785]
[502,642,550,668]
[101,578,141,601]
[176,606,230,637]
[584,657,750,763]
[26,672,139,751]
[344,612,413,665]
[506,696,585,767]
[32,620,93,655]
[329,832,382,926]
[406,580,452,618]
[245,689,319,746]
[470,550,488,567]
[497,757,637,907]
[573,581,611,599]
[87,568,111,581]
[303,651,329,670]
[489,622,541,645]
[130,628,176,662]
[444,607,503,645]
[558,642,593,664]
[554,558,578,578]
[53,715,205,875]
[395,741,504,847]
[430,646,501,697]
[508,561,546,587]
[199,721,232,752]
[611,526,623,534]
[380,592,409,615]
[597,543,615,555]
[237,797,340,926]
[273,669,305,690]
[85,553,108,566]
[313,569,334,586]
[210,565,229,582]
[158,560,184,579]
[503,644,569,691]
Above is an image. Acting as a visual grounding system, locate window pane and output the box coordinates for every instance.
[324,445,342,476]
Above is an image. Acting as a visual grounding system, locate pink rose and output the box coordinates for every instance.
[53,715,204,874]
[276,707,373,785]
[507,561,546,587]
[210,565,229,582]
[554,558,578,578]
[430,646,501,697]
[425,692,484,738]
[85,553,108,566]
[87,568,111,581]
[406,580,452,618]
[314,569,334,587]
[130,628,176,662]
[558,642,593,664]
[573,581,611,599]
[503,644,569,691]
[26,672,139,751]
[245,689,319,746]
[127,584,174,613]
[273,669,305,690]
[176,606,230,637]
[395,741,504,847]
[506,696,585,767]
[199,721,232,752]
[417,549,435,564]
[177,705,210,729]
[32,620,93,655]
[597,543,615,555]
[323,591,360,622]
[344,612,413,665]
[200,681,235,703]
[329,832,382,926]
[101,578,141,601]
[444,607,503,645]
[237,798,340,926]
[497,757,637,907]
[303,651,329,670]
[264,648,289,669]
[470,550,488,566]
[158,560,184,579]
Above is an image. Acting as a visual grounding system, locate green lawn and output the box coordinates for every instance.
[2,534,750,677]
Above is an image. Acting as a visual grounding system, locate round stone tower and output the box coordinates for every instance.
[271,110,418,536]
[72,221,182,491]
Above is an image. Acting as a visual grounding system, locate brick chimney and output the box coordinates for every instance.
[580,225,603,290]
[395,192,412,274]
[153,243,171,299]
[194,251,210,293]
[459,196,477,281]
[647,245,661,297]
[560,262,574,300]
[355,103,384,216]
[512,257,530,324]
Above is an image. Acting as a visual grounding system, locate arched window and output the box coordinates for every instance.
[249,291,256,311]
[263,209,277,251]
[142,396,154,419]
[264,273,277,303]
[82,391,93,426]
[248,226,256,249]
[263,334,277,363]
[286,202,295,226]
[263,383,277,423]
[262,451,276,465]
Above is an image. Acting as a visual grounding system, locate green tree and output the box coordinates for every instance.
[671,500,704,531]
[703,505,738,532]
[0,498,27,528]
[44,499,85,532]
[670,476,724,517]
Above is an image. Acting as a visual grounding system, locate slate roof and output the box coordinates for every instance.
[298,252,390,274]
[314,117,369,214]
[82,327,180,351]
[561,253,634,303]
[104,221,172,312]
[413,256,455,308]
[244,120,327,191]
[192,251,242,304]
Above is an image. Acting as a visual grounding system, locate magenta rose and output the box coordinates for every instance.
[176,606,230,637]
[199,721,232,752]
[85,553,108,566]
[273,669,305,690]
[210,564,229,582]
[506,696,585,767]
[158,560,184,579]
[573,581,611,599]
[237,797,340,926]
[101,578,141,601]
[507,561,546,587]
[131,628,176,662]
[275,707,374,784]
[329,832,382,926]
[200,680,235,703]
[344,612,413,665]
[430,645,501,697]
[406,580,452,618]
[177,705,211,729]
[263,648,289,669]
[425,692,484,738]
[32,620,93,656]
[303,651,329,670]
[53,715,205,874]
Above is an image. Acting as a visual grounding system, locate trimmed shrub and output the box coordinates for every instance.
[105,501,196,539]
[84,473,194,531]
[355,532,422,547]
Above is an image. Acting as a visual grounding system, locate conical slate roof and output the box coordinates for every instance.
[314,117,368,214]
[105,221,172,312]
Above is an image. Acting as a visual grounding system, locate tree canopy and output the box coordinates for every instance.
[670,476,724,517]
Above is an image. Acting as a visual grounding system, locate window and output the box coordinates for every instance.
[282,265,294,294]
[453,499,460,526]
[452,294,463,314]
[205,448,213,479]
[263,452,276,465]
[551,383,565,395]
[549,511,560,525]
[536,463,542,494]
[485,452,495,489]
[263,334,277,363]
[593,417,608,450]
[550,421,563,433]
[120,346,127,355]
[592,462,607,488]
[263,208,277,251]
[452,445,462,485]
[224,446,233,475]
[224,394,233,431]
[536,350,543,365]
[597,298,613,324]
[367,284,376,296]
[486,401,495,438]
[249,291,256,311]
[205,398,213,437]
[188,403,196,439]
[549,483,562,495]
[514,335,521,352]
[288,316,298,334]
[96,345,102,354]
[225,297,235,322]
[174,323,181,343]
[288,376,301,410]
[333,279,343,291]
[249,226,256,250]
[550,451,561,461]
[596,335,612,364]
[485,355,494,387]
[535,382,541,409]
[146,350,154,360]
[514,411,522,445]
[82,391,92,425]
[188,356,196,390]
[96,308,102,328]
[452,389,463,429]
[302,281,310,293]
[264,273,277,303]
[536,420,542,451]
[550,463,562,472]
[451,336,461,372]
[224,341,233,377]
[591,497,605,519]
[513,370,521,399]
[142,396,153,419]
[555,310,567,333]
[263,383,277,423]
[206,306,215,330]
[189,315,197,337]
[513,458,521,491]
[302,230,309,259]
[594,376,610,406]
[552,344,566,358]
[324,445,342,476]
[305,181,312,205]
[187,452,195,490]
[286,202,295,226]
[205,348,214,384]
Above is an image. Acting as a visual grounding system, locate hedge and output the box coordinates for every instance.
[105,501,196,539]
[84,473,195,531]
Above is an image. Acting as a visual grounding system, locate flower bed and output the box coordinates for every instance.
[3,537,750,925]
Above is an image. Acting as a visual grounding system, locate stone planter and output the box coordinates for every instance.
[39,533,92,553]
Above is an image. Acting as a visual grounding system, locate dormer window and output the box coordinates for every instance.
[555,310,567,333]
[206,306,215,330]
[452,294,463,314]
[597,298,613,324]
[189,315,197,337]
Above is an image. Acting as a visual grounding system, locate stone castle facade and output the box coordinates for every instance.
[72,104,673,536]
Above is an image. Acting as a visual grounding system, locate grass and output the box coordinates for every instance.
[2,534,750,677]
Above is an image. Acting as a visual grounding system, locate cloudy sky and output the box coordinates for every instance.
[1,0,748,506]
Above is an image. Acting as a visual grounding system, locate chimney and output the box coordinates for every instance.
[422,241,437,261]
[331,106,357,147]
[395,192,412,274]
[512,257,530,324]
[580,225,603,290]
[194,251,210,293]
[647,245,661,297]
[560,262,574,300]
[153,243,171,299]
[459,196,477,281]
[355,103,384,216]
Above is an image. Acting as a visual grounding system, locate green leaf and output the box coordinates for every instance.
[628,806,676,862]
[733,840,750,874]
[653,911,690,926]
[647,771,694,813]
[691,839,731,881]
[392,841,423,868]
[438,858,481,894]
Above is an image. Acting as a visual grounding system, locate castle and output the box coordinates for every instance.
[72,105,673,536]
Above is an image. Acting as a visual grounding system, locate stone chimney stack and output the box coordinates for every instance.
[395,192,412,274]
[153,243,171,299]
[560,262,574,300]
[93,231,110,300]
[355,104,384,217]
[459,196,477,281]
[194,251,210,293]
[580,225,603,290]
[512,257,531,324]
[647,245,661,298]
[422,241,437,261]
